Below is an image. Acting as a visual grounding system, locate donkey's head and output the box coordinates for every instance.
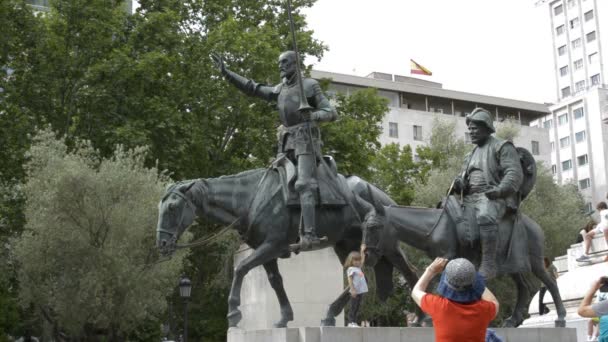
[156,181,200,256]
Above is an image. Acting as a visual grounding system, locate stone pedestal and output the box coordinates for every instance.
[522,233,608,341]
[234,244,344,330]
[227,327,576,342]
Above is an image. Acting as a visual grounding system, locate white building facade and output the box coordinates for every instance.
[312,70,552,168]
[534,0,608,211]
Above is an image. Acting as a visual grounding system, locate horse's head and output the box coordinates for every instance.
[157,181,200,256]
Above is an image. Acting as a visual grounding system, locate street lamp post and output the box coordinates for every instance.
[179,276,192,342]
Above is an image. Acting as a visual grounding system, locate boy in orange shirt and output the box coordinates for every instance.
[411,258,499,342]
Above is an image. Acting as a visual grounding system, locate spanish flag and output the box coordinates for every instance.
[410,59,432,76]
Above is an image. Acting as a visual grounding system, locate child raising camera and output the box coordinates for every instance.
[344,250,368,327]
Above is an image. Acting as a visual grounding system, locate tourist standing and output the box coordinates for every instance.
[411,257,499,342]
[344,251,368,327]
[579,277,608,341]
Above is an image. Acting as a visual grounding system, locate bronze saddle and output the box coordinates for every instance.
[442,195,530,274]
[272,154,348,208]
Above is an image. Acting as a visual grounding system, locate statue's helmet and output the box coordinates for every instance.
[465,108,495,133]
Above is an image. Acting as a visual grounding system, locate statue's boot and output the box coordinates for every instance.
[479,224,498,279]
[297,190,321,251]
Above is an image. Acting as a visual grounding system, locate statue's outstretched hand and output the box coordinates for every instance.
[211,52,226,73]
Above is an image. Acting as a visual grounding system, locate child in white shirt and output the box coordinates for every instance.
[344,251,368,327]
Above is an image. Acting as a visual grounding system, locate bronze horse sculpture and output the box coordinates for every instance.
[384,200,567,328]
[156,167,424,328]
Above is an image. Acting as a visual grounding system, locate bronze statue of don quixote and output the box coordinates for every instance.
[155,0,565,330]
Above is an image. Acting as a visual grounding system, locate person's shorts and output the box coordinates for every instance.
[595,224,608,234]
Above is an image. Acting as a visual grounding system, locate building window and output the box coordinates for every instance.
[556,25,565,35]
[552,164,557,174]
[561,86,571,98]
[591,74,601,86]
[560,136,570,148]
[558,45,567,56]
[388,122,398,138]
[575,80,586,92]
[579,178,591,189]
[577,154,589,166]
[558,113,569,125]
[560,66,569,76]
[589,52,598,64]
[413,125,423,141]
[554,4,563,15]
[574,59,584,70]
[543,119,553,129]
[531,141,540,155]
[575,130,586,142]
[562,159,572,171]
[587,31,596,43]
[551,141,555,151]
[572,38,582,49]
[585,202,593,213]
[585,10,594,21]
[570,17,580,29]
[574,107,585,119]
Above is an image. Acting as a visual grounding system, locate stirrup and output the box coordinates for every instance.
[289,234,327,253]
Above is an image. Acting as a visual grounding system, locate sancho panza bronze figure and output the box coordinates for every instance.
[452,108,523,279]
[211,51,337,250]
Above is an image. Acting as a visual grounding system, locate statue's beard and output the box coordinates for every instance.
[281,70,295,82]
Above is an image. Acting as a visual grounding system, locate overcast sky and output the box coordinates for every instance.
[302,0,556,104]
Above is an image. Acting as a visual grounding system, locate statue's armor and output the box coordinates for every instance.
[221,67,337,247]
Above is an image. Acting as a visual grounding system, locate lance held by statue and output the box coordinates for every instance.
[211,51,337,251]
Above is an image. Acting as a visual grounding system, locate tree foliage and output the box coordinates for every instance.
[369,143,417,205]
[11,128,188,339]
[322,87,388,178]
[495,117,521,142]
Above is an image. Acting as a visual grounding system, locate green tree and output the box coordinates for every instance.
[415,116,468,181]
[1,0,393,338]
[322,87,389,178]
[11,128,188,340]
[413,117,468,207]
[495,117,521,142]
[370,143,417,205]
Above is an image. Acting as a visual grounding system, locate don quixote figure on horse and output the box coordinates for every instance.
[156,0,426,328]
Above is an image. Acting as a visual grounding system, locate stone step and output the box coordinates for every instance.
[558,233,608,272]
[227,327,576,342]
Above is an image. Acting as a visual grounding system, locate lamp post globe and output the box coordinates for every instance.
[179,277,192,298]
[179,276,192,342]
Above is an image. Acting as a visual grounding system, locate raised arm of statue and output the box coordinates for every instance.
[211,52,277,102]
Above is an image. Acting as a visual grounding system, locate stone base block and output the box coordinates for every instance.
[227,327,576,342]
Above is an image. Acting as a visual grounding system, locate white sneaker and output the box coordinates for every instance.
[577,254,591,262]
[347,322,360,327]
